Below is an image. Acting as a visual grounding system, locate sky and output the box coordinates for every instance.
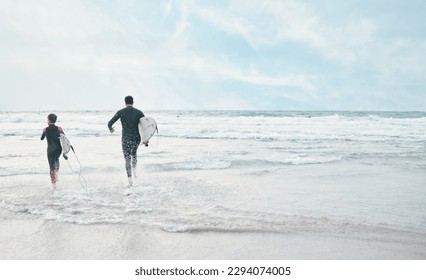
[1,0,425,111]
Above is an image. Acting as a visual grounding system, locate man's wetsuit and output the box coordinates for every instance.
[108,106,145,178]
[41,124,63,182]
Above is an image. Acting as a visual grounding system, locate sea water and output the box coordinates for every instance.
[0,111,425,235]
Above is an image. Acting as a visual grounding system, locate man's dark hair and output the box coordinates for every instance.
[48,113,57,123]
[125,96,134,104]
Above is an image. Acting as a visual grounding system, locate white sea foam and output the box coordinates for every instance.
[0,111,425,235]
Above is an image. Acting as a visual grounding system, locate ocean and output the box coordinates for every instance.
[0,110,425,236]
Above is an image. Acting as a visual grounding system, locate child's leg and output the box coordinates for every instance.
[49,171,56,185]
[48,156,56,185]
[54,158,60,182]
[54,158,60,173]
[48,151,60,185]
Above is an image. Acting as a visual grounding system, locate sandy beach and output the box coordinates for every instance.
[1,207,425,260]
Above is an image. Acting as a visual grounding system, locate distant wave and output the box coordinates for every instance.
[146,160,232,171]
[1,110,426,141]
[0,169,46,177]
[231,156,343,167]
[143,155,343,172]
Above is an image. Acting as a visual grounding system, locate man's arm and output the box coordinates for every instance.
[108,112,120,133]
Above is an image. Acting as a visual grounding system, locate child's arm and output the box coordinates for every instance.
[40,128,46,140]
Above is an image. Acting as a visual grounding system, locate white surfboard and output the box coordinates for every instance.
[59,133,71,155]
[139,117,158,144]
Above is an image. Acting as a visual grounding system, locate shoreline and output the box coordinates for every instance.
[1,209,424,260]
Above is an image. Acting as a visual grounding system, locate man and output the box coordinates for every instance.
[41,113,64,187]
[108,96,146,186]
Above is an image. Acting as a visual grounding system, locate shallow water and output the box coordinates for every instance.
[0,110,425,235]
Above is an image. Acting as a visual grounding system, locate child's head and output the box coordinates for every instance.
[47,113,57,124]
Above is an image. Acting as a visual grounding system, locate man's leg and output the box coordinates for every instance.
[131,139,140,178]
[122,141,132,178]
[131,145,137,169]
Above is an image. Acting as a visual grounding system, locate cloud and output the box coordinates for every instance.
[172,0,190,39]
[0,0,425,111]
[190,0,377,66]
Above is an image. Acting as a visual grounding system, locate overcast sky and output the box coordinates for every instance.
[1,0,425,111]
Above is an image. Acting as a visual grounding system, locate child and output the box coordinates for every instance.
[40,113,64,187]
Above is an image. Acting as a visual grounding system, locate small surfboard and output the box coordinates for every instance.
[59,133,71,155]
[139,117,158,145]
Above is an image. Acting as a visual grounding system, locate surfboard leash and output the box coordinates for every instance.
[65,145,88,192]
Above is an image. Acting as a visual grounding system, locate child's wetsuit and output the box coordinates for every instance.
[41,124,63,174]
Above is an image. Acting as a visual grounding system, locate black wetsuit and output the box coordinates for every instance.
[41,124,63,172]
[108,106,145,177]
